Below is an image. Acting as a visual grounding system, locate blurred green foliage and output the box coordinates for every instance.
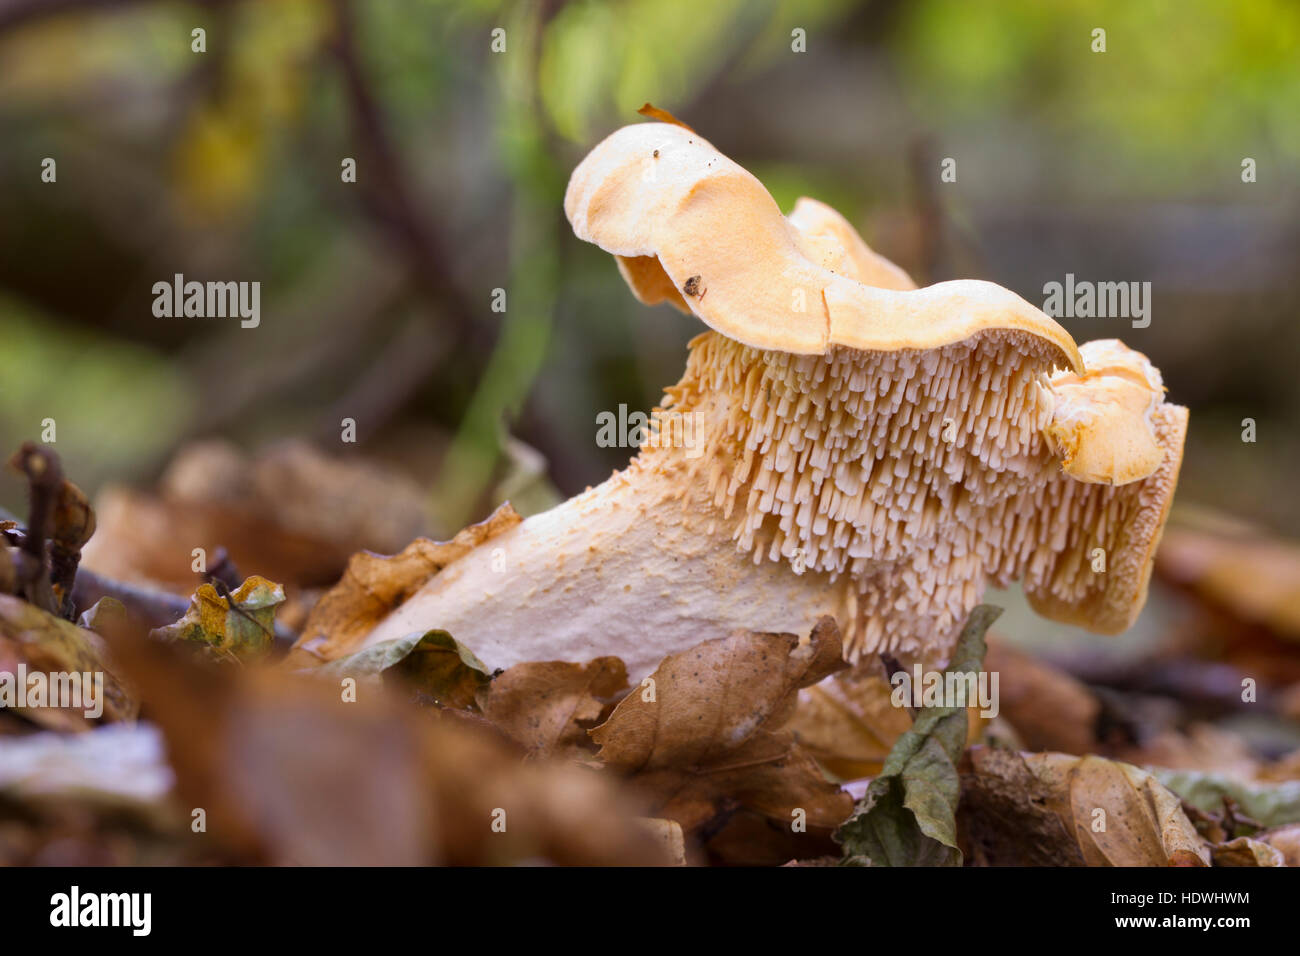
[899,0,1300,187]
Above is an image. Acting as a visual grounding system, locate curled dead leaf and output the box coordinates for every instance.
[1209,835,1284,867]
[0,593,136,730]
[314,629,491,711]
[1254,822,1300,866]
[477,657,628,759]
[960,748,1211,867]
[286,503,520,667]
[591,617,852,858]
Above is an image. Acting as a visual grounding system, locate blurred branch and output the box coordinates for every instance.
[327,0,487,357]
[907,137,946,284]
[316,312,447,444]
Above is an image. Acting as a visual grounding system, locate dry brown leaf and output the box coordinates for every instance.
[790,650,994,780]
[285,503,520,667]
[0,594,136,731]
[1157,509,1300,640]
[106,630,670,866]
[1255,823,1300,865]
[960,747,1211,866]
[477,657,628,758]
[636,817,686,866]
[1116,723,1261,780]
[81,440,432,594]
[591,617,853,845]
[1210,835,1285,866]
[788,660,913,779]
[983,638,1101,755]
[705,807,844,866]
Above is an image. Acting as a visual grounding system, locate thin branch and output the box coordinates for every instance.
[327,0,488,356]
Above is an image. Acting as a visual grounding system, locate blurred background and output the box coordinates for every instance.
[0,0,1297,608]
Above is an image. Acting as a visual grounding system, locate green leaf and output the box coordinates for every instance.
[835,604,1001,866]
[315,630,491,710]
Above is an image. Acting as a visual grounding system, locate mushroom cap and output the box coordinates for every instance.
[565,122,1083,373]
[784,197,918,292]
[1027,399,1188,634]
[1044,339,1168,485]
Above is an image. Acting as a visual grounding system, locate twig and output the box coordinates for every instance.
[8,443,60,613]
[327,0,488,357]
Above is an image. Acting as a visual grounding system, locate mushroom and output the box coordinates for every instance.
[311,122,1187,682]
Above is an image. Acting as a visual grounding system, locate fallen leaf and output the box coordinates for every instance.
[957,745,1083,866]
[1153,768,1300,828]
[1209,835,1284,866]
[961,748,1211,866]
[788,659,913,779]
[591,617,852,852]
[636,817,686,866]
[1254,823,1300,865]
[106,630,669,866]
[151,575,284,662]
[477,657,627,758]
[0,593,136,730]
[315,629,491,710]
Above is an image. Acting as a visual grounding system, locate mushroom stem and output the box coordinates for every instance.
[360,451,855,682]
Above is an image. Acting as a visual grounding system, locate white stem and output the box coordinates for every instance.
[358,455,851,683]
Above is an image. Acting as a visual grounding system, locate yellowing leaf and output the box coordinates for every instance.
[152,575,284,661]
[287,504,520,667]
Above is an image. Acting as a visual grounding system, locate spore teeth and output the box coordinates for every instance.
[648,330,1150,663]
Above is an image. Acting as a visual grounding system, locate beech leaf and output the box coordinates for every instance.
[591,617,852,852]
